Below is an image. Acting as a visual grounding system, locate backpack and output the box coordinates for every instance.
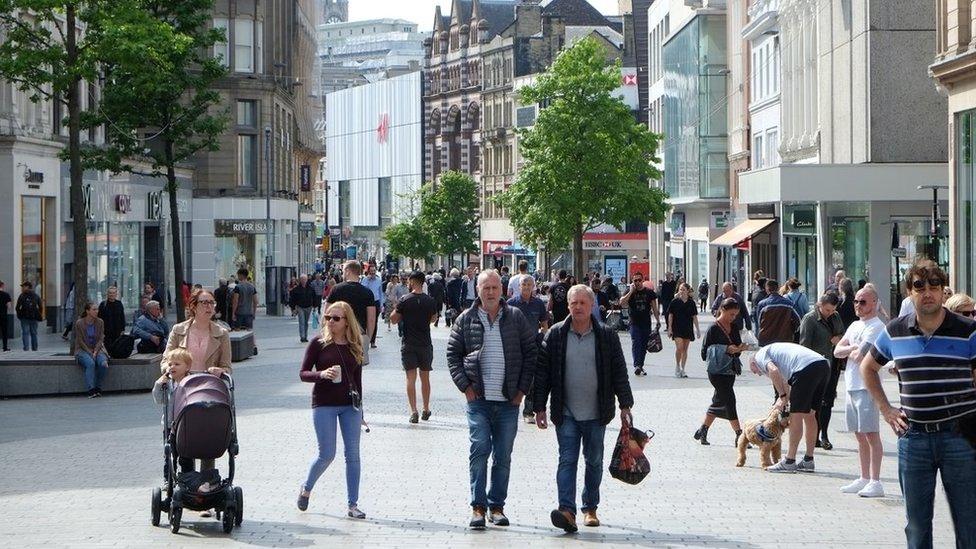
[21,293,41,321]
[107,334,135,359]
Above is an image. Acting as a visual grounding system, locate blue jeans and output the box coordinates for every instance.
[20,319,38,351]
[297,307,312,340]
[630,324,650,367]
[555,410,606,513]
[75,351,108,391]
[466,399,519,509]
[899,426,976,549]
[304,405,362,506]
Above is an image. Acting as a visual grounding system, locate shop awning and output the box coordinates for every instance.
[710,218,776,246]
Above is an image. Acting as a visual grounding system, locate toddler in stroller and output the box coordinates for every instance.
[151,348,243,534]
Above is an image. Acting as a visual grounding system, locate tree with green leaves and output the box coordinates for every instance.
[497,36,668,278]
[83,0,228,321]
[420,171,480,268]
[0,0,116,315]
[384,217,435,267]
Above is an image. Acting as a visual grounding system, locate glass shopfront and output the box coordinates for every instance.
[783,204,817,303]
[85,221,143,307]
[22,197,46,305]
[956,110,976,294]
[214,220,268,306]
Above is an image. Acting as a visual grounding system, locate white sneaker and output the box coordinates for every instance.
[840,478,869,494]
[857,480,885,498]
[766,459,797,473]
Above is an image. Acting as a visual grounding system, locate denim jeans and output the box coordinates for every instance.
[297,307,312,340]
[629,324,650,367]
[555,410,606,513]
[898,426,976,549]
[75,351,108,391]
[466,398,519,509]
[20,319,38,351]
[304,405,362,507]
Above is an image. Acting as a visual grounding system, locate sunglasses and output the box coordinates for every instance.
[959,310,976,317]
[853,299,869,305]
[911,278,945,291]
[197,300,216,306]
[324,315,345,322]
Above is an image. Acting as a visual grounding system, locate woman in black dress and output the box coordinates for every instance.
[693,298,749,446]
[667,283,700,378]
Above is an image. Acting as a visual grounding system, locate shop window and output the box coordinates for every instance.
[957,110,976,294]
[830,217,869,284]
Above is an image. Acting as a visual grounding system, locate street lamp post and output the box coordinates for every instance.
[265,125,274,315]
[917,184,948,266]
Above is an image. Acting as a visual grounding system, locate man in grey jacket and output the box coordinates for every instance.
[446,270,537,530]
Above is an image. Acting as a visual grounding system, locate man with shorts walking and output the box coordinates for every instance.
[391,271,439,424]
[749,342,832,473]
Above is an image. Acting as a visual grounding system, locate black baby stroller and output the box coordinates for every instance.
[151,372,242,534]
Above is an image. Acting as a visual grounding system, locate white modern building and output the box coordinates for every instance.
[325,72,423,261]
[735,0,947,313]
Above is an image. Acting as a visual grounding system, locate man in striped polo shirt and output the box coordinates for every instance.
[861,263,976,549]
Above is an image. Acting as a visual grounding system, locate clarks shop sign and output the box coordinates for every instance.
[215,219,270,236]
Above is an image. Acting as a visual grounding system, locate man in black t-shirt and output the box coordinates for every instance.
[548,269,571,323]
[391,271,439,424]
[620,273,661,376]
[327,261,377,364]
[0,280,11,352]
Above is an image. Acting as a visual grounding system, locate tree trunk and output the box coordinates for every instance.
[66,4,89,318]
[573,222,584,281]
[165,141,186,323]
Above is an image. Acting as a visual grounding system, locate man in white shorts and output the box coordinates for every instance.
[833,284,886,497]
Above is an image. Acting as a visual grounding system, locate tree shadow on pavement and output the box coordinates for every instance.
[189,519,341,547]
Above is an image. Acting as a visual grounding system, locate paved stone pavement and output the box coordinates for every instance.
[0,310,958,548]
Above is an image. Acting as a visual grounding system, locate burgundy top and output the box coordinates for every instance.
[299,336,363,408]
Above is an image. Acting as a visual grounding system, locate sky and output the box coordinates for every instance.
[347,0,622,31]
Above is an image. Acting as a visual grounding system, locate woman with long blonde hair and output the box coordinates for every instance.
[297,301,367,519]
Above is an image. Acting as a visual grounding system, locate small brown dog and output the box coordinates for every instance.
[736,408,790,469]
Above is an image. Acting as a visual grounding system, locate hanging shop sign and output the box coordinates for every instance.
[300,164,311,192]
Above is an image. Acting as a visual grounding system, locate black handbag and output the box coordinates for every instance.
[645,328,663,353]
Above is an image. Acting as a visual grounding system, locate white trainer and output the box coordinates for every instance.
[858,480,885,498]
[840,478,869,494]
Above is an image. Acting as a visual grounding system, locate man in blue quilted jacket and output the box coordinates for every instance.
[446,269,537,531]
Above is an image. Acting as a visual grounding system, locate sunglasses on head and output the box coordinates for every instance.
[911,278,945,291]
[324,315,345,322]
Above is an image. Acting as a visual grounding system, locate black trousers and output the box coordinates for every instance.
[370,301,381,345]
[817,358,843,438]
[0,314,9,350]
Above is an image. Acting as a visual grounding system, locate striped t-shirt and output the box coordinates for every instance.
[478,308,507,402]
[869,309,976,424]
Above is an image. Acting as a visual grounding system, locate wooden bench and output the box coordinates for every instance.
[228,330,256,362]
[0,352,162,397]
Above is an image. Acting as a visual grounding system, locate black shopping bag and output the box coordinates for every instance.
[608,416,653,485]
[645,328,663,353]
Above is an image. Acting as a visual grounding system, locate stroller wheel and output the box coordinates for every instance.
[234,487,243,527]
[151,488,162,526]
[221,506,235,534]
[170,505,182,534]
